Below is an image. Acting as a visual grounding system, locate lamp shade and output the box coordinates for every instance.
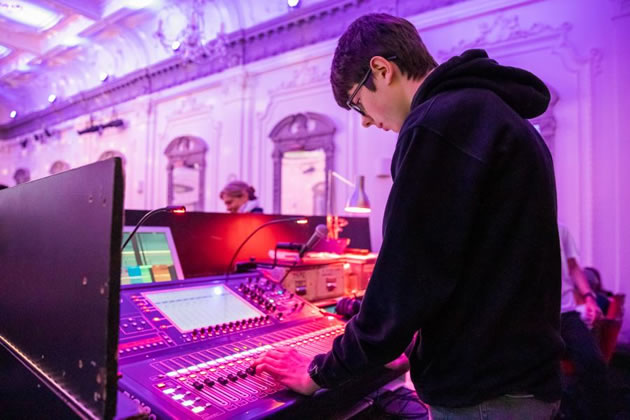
[344,175,371,213]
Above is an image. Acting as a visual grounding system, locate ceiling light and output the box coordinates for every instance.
[99,72,109,82]
[10,110,17,118]
[48,94,57,103]
[126,0,155,9]
[288,0,300,7]
[171,41,181,51]
[0,45,10,59]
[0,2,62,31]
[63,36,82,47]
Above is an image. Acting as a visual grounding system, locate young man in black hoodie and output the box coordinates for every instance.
[253,13,563,418]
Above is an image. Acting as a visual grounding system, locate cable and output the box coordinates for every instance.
[224,217,307,277]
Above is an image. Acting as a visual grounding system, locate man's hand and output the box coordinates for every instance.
[251,347,321,396]
[583,296,603,327]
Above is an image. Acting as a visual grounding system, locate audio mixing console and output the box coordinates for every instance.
[117,273,398,419]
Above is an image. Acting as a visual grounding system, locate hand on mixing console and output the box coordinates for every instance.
[252,347,321,396]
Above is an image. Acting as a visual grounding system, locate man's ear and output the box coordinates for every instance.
[369,56,395,85]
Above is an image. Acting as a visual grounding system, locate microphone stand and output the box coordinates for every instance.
[121,205,186,251]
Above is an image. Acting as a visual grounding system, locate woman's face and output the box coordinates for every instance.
[222,193,248,213]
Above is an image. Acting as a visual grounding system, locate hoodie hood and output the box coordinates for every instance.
[413,49,550,119]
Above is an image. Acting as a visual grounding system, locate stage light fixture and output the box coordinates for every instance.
[9,110,16,119]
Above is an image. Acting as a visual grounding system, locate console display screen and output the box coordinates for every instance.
[143,285,262,332]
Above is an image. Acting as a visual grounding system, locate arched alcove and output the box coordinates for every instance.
[269,112,335,215]
[164,136,208,211]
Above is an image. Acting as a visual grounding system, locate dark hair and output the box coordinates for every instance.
[220,180,257,200]
[584,267,602,292]
[331,13,437,109]
[0,184,8,190]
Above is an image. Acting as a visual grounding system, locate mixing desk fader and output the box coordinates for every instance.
[117,273,399,419]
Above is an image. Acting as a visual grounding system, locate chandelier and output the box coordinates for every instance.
[155,0,228,64]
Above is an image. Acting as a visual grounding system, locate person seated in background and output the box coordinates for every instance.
[219,180,263,214]
[558,223,610,419]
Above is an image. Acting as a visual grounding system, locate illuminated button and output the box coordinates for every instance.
[177,369,189,374]
[166,371,178,377]
[192,406,205,414]
[172,394,185,400]
[163,388,175,395]
[182,400,194,407]
[157,383,166,388]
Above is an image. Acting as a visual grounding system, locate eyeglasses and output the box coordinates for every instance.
[346,56,397,117]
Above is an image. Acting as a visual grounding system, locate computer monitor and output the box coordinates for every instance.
[121,226,184,285]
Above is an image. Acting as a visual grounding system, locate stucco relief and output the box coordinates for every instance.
[272,62,330,94]
[437,15,572,61]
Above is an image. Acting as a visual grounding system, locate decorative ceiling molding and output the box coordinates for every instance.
[0,0,472,140]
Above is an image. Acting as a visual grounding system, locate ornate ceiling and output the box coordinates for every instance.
[0,0,328,125]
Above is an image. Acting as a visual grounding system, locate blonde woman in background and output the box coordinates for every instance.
[219,181,263,214]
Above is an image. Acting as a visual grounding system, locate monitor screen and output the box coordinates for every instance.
[121,226,184,285]
[143,285,263,332]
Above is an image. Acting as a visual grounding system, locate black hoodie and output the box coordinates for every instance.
[310,50,563,407]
